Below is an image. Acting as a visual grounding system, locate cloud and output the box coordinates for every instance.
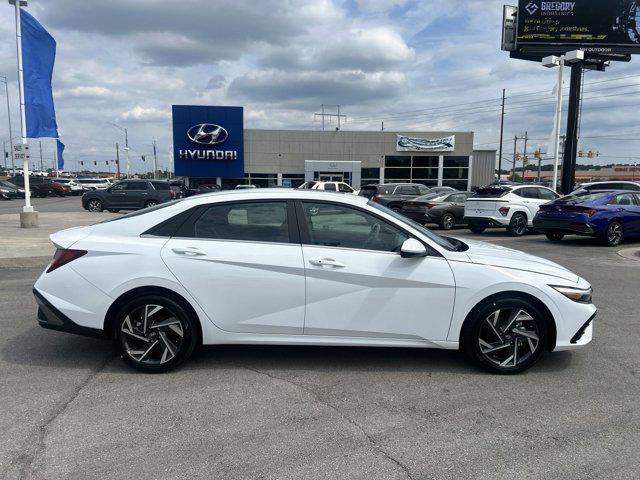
[120,106,170,122]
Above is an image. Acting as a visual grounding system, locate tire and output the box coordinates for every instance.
[440,213,456,230]
[545,232,564,242]
[603,220,624,247]
[469,224,487,234]
[461,297,548,374]
[86,199,104,212]
[107,209,120,213]
[39,193,47,198]
[507,213,528,237]
[114,295,199,373]
[390,205,401,213]
[145,200,159,208]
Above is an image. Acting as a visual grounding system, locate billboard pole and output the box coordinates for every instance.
[497,88,505,181]
[552,57,564,192]
[561,62,583,194]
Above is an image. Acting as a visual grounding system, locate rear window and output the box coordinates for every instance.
[473,187,511,198]
[416,192,446,201]
[152,182,170,191]
[300,182,318,190]
[559,191,610,203]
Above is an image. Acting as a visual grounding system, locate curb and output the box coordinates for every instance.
[0,256,50,269]
[617,247,640,262]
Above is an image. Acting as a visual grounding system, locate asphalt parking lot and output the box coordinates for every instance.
[1,197,639,479]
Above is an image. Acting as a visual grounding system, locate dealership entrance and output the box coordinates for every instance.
[305,160,361,189]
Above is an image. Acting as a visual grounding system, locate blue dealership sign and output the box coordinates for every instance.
[172,105,244,177]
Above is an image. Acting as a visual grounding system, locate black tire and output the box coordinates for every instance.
[507,213,528,237]
[440,213,456,230]
[86,199,104,212]
[114,295,198,373]
[108,209,120,213]
[545,232,564,242]
[144,200,159,208]
[602,220,624,247]
[39,193,47,198]
[469,224,487,234]
[461,297,548,374]
[390,205,401,213]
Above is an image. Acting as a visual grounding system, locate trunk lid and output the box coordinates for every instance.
[50,225,95,249]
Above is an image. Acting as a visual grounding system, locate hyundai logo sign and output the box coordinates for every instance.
[187,124,229,145]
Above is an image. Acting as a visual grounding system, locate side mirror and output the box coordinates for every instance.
[400,238,427,258]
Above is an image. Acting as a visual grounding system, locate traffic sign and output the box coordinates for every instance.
[13,143,30,161]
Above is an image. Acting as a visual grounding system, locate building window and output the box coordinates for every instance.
[442,180,469,191]
[385,156,411,167]
[361,168,380,186]
[282,174,305,188]
[412,156,439,168]
[411,168,439,180]
[443,156,469,168]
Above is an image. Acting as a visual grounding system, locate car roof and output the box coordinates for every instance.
[182,188,370,206]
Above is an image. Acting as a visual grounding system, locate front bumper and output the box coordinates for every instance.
[34,289,105,339]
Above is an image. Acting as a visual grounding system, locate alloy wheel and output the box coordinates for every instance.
[442,214,455,230]
[145,200,159,208]
[510,214,527,236]
[87,199,103,212]
[607,222,623,246]
[120,304,185,366]
[478,308,540,368]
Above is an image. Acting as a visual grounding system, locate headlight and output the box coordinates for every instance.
[0,188,8,193]
[550,285,593,304]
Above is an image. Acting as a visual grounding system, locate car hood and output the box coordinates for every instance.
[460,238,579,282]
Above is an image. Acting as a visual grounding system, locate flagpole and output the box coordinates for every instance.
[10,0,38,227]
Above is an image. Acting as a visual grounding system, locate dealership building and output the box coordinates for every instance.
[173,106,496,190]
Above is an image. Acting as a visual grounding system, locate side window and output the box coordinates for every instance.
[323,183,337,192]
[301,202,408,253]
[513,187,536,198]
[110,182,127,191]
[416,185,431,195]
[194,202,289,243]
[538,188,558,200]
[126,181,148,191]
[398,186,416,195]
[610,194,636,206]
[151,182,170,191]
[338,183,353,193]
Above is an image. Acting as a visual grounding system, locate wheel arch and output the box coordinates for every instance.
[104,286,203,344]
[459,291,556,352]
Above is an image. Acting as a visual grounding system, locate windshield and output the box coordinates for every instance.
[100,199,184,223]
[368,201,458,251]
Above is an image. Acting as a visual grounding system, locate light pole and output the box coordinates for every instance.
[0,75,15,175]
[109,122,130,178]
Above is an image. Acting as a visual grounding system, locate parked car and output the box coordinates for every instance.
[359,183,432,211]
[169,180,190,198]
[51,181,72,197]
[52,178,84,196]
[299,181,356,194]
[0,180,21,200]
[34,189,595,374]
[534,190,640,246]
[76,178,111,190]
[401,191,475,230]
[571,181,640,193]
[82,180,174,212]
[464,185,560,236]
[7,175,55,198]
[192,183,221,195]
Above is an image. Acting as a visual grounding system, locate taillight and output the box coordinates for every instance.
[372,195,381,202]
[47,248,87,273]
[499,206,510,216]
[169,190,176,199]
[584,208,598,217]
[424,203,435,209]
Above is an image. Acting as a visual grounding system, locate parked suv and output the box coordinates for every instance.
[7,175,55,198]
[359,183,432,211]
[464,185,560,236]
[82,180,174,212]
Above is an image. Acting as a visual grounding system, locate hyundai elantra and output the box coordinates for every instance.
[34,189,596,374]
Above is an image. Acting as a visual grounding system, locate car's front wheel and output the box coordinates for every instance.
[114,296,198,373]
[86,199,104,212]
[440,213,456,230]
[603,221,624,247]
[462,297,547,374]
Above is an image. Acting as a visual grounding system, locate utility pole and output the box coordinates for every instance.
[1,76,15,175]
[314,105,346,131]
[2,140,6,169]
[152,139,158,179]
[498,88,506,181]
[511,136,518,182]
[38,139,43,172]
[522,131,528,183]
[115,142,121,179]
[381,121,384,131]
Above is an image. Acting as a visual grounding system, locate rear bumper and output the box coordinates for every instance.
[463,215,509,227]
[533,217,596,235]
[34,288,105,339]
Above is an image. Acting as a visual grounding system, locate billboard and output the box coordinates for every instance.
[172,105,244,178]
[517,0,640,54]
[396,134,455,152]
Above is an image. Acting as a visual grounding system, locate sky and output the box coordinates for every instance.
[0,0,639,174]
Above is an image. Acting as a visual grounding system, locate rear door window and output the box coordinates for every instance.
[538,188,558,200]
[151,182,170,191]
[126,181,148,191]
[398,186,418,195]
[323,183,337,192]
[610,194,637,206]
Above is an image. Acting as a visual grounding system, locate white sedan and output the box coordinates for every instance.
[34,189,596,374]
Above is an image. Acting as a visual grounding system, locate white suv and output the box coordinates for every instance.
[298,181,356,194]
[573,181,640,193]
[464,185,560,236]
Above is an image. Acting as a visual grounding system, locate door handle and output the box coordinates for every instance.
[309,258,345,268]
[172,247,207,256]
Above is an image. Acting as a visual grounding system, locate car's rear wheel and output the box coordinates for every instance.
[545,232,564,242]
[469,224,487,234]
[508,213,528,237]
[603,220,624,247]
[87,199,103,212]
[115,296,198,373]
[440,213,456,230]
[462,297,547,374]
[145,200,159,208]
[108,209,120,213]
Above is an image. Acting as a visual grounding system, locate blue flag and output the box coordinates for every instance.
[56,139,64,170]
[21,9,58,139]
